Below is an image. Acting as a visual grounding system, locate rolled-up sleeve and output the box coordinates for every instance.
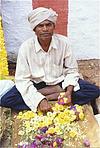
[15,43,45,112]
[62,45,80,91]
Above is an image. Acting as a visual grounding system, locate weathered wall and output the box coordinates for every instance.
[68,0,100,60]
[1,0,33,62]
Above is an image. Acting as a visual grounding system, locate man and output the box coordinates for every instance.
[1,7,100,113]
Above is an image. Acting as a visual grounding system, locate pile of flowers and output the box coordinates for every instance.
[17,93,90,148]
[0,16,9,79]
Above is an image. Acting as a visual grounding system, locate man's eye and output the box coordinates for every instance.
[47,23,52,26]
[38,24,44,27]
[37,23,53,28]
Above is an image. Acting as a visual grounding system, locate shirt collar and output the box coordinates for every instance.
[34,34,57,53]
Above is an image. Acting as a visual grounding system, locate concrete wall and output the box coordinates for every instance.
[1,0,33,62]
[68,0,100,60]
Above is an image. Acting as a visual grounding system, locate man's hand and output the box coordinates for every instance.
[38,99,52,113]
[64,85,74,105]
[64,91,72,105]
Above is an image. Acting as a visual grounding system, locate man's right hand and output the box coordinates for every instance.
[38,99,52,113]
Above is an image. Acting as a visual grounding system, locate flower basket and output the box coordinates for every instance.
[12,100,100,148]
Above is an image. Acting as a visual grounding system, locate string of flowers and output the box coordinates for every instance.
[0,16,9,79]
[16,93,90,148]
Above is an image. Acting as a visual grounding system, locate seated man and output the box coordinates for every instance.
[1,7,100,113]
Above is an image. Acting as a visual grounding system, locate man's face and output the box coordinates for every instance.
[34,20,55,41]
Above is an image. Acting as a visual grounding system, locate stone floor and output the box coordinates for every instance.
[78,59,100,87]
[78,59,100,113]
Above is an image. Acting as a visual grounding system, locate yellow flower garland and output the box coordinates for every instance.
[0,16,9,79]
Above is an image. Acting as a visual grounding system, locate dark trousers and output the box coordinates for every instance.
[0,79,100,112]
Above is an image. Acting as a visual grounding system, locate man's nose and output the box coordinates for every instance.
[43,25,48,31]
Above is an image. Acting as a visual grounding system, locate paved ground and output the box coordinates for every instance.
[78,59,100,113]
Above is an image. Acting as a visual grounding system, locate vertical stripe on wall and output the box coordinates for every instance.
[32,0,68,36]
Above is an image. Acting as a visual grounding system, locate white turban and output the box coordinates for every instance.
[28,7,58,30]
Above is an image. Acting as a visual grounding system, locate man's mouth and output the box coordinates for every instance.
[41,33,51,36]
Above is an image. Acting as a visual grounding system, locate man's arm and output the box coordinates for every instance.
[62,43,80,101]
[15,43,47,112]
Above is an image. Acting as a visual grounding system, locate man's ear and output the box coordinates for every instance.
[53,23,55,28]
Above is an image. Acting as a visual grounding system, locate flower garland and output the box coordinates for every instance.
[0,16,9,79]
[17,93,90,148]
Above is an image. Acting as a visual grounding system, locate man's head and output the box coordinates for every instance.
[33,20,55,41]
[28,7,58,31]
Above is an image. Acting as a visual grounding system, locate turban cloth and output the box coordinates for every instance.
[28,7,58,30]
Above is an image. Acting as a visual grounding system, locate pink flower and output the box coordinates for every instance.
[35,134,43,140]
[83,139,90,147]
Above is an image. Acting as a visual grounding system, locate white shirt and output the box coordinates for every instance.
[15,34,80,112]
